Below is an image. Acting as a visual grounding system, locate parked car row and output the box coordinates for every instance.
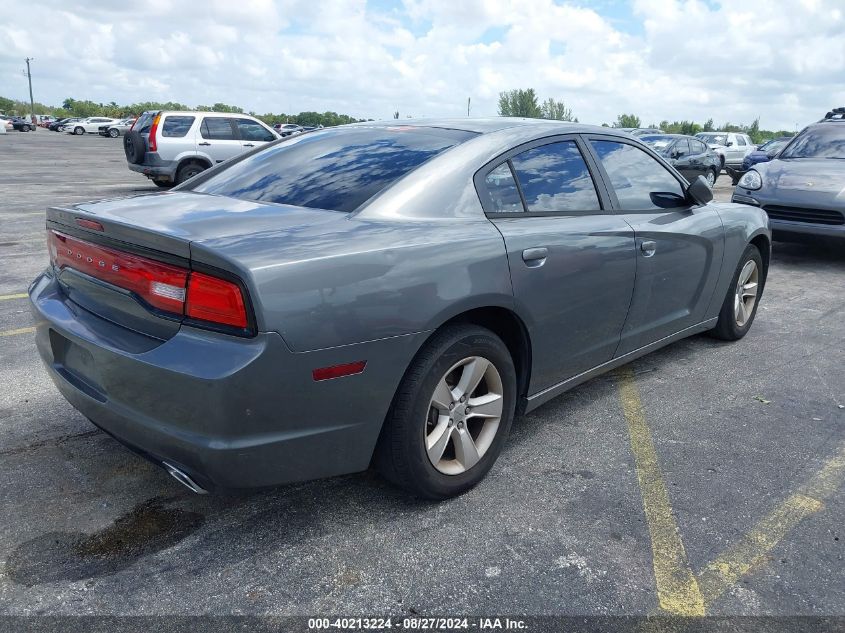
[0,115,36,132]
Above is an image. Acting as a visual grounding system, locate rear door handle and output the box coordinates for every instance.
[522,247,549,267]
[243,143,255,147]
[641,240,657,257]
[198,142,211,146]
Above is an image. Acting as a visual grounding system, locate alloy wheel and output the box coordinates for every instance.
[734,260,759,327]
[706,171,716,188]
[425,356,503,475]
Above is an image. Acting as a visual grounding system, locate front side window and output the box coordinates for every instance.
[192,126,477,213]
[510,141,600,212]
[484,163,523,213]
[201,118,235,140]
[236,119,275,142]
[590,140,685,210]
[162,116,195,137]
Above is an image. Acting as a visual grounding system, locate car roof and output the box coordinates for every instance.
[346,117,631,137]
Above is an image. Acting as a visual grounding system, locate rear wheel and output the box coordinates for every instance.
[74,126,84,135]
[705,168,717,188]
[175,162,205,185]
[374,325,517,499]
[108,128,119,138]
[711,244,764,341]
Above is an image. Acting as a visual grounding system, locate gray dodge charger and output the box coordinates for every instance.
[29,119,770,498]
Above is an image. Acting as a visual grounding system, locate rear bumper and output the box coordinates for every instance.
[127,154,178,181]
[29,271,420,490]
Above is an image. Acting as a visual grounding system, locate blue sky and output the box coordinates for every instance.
[1,0,843,129]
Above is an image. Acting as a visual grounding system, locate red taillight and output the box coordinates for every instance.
[48,230,250,331]
[186,272,248,328]
[148,113,161,152]
[49,230,187,313]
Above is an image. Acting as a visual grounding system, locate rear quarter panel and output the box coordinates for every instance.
[192,216,513,352]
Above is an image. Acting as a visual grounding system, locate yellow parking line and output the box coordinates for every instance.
[0,293,28,301]
[697,439,845,604]
[618,368,706,616]
[0,326,35,337]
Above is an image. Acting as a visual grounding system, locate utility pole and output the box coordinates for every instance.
[25,58,35,124]
[467,97,471,117]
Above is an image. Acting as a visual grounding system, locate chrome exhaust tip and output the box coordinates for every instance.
[163,462,209,495]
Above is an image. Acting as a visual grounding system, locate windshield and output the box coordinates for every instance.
[639,135,674,150]
[697,133,727,146]
[191,125,478,212]
[780,126,845,159]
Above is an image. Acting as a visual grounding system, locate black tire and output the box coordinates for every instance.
[152,179,172,188]
[74,126,84,135]
[108,128,119,138]
[123,131,146,164]
[707,168,718,188]
[374,324,517,499]
[23,124,31,132]
[175,162,205,185]
[711,244,764,341]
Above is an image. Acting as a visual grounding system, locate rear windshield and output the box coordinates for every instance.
[780,125,845,159]
[697,133,727,146]
[190,126,478,213]
[133,112,155,134]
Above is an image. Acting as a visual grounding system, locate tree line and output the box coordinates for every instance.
[2,89,796,142]
[498,89,794,143]
[0,95,366,128]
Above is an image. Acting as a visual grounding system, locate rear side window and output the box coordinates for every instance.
[235,119,275,142]
[484,163,523,213]
[201,118,235,140]
[736,136,747,146]
[162,116,195,137]
[510,141,600,212]
[690,140,707,154]
[673,139,691,157]
[191,126,477,213]
[590,140,684,210]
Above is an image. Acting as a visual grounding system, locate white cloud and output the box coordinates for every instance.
[0,0,842,129]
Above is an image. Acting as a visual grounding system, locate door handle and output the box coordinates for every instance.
[522,247,549,267]
[243,143,255,147]
[640,240,657,257]
[198,142,211,146]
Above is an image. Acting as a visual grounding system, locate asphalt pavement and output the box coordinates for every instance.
[0,129,842,621]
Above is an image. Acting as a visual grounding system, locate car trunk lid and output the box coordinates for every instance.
[46,192,343,340]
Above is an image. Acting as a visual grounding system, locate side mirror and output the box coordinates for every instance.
[726,141,734,147]
[688,175,713,205]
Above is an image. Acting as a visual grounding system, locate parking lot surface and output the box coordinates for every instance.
[1,130,843,618]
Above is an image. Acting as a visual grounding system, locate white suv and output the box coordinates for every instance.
[695,132,755,170]
[123,111,280,187]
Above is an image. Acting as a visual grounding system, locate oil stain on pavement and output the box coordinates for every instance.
[6,497,204,586]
